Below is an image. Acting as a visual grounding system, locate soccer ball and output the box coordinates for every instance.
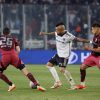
[29,81,36,89]
[29,80,39,89]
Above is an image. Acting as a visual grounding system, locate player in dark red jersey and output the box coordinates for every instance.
[0,27,46,92]
[76,22,100,89]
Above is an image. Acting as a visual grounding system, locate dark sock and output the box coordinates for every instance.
[80,69,86,82]
[0,72,12,86]
[27,73,38,85]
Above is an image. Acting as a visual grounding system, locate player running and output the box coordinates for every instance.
[40,22,90,90]
[0,27,46,92]
[76,22,100,89]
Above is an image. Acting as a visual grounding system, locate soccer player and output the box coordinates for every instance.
[0,27,46,92]
[76,22,100,89]
[39,22,90,90]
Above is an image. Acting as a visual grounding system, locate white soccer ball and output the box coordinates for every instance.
[29,80,39,89]
[29,81,35,88]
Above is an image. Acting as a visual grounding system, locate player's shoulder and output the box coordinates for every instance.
[0,34,13,38]
[65,30,72,36]
[7,35,18,42]
[7,35,16,41]
[0,35,8,38]
[8,35,17,40]
[0,35,5,37]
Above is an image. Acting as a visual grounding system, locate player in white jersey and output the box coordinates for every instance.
[55,30,75,58]
[40,22,90,90]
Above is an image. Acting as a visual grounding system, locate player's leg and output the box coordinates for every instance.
[79,55,100,88]
[47,62,60,83]
[46,54,61,88]
[76,64,89,89]
[47,62,61,88]
[19,65,46,91]
[11,55,46,91]
[77,55,96,89]
[0,71,16,91]
[96,56,100,69]
[59,67,76,90]
[19,65,39,85]
[0,56,16,91]
[80,64,87,86]
[11,54,39,85]
[58,57,76,90]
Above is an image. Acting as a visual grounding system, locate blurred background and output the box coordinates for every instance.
[0,0,100,64]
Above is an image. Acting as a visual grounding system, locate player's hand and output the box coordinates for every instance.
[83,45,90,50]
[83,45,91,50]
[39,32,45,35]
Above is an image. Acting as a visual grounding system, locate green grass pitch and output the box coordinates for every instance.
[0,65,100,100]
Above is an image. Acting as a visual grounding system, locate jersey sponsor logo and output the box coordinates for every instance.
[68,51,78,64]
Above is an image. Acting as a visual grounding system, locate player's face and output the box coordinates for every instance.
[91,27,99,34]
[55,25,65,34]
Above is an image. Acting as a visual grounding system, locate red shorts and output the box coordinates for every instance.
[0,53,23,70]
[83,54,100,69]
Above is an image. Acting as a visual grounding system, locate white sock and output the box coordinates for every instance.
[47,66,60,82]
[64,69,76,86]
[81,82,85,86]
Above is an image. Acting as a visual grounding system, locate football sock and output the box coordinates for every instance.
[27,73,38,85]
[64,69,75,86]
[80,69,86,82]
[47,66,60,82]
[0,72,12,86]
[81,82,85,86]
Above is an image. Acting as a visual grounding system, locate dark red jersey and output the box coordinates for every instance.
[0,35,19,55]
[91,34,100,56]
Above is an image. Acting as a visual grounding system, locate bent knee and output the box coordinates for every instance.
[60,68,65,73]
[80,64,88,70]
[17,64,25,70]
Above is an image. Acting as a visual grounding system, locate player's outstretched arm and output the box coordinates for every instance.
[84,45,100,52]
[39,32,55,35]
[75,37,91,43]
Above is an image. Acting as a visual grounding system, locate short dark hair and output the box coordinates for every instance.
[3,27,10,35]
[56,22,65,27]
[92,22,100,27]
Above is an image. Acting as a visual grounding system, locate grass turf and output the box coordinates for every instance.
[0,65,100,100]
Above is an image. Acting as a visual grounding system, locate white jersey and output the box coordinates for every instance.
[55,30,76,58]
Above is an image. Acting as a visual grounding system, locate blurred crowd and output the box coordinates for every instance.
[0,0,100,49]
[0,0,100,5]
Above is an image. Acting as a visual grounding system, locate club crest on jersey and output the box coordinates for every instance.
[63,38,66,41]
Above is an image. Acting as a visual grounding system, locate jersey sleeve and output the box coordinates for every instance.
[67,31,76,41]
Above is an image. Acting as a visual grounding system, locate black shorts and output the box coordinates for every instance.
[48,54,68,68]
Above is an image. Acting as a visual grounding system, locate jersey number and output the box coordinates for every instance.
[0,37,13,48]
